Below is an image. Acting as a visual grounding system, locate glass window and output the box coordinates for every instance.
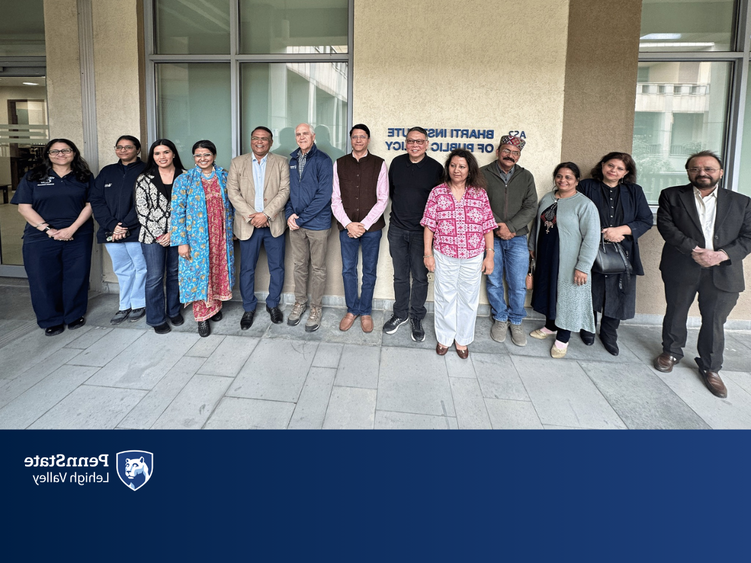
[632,61,730,203]
[0,0,45,56]
[239,0,348,54]
[735,65,751,197]
[0,77,48,266]
[639,0,735,53]
[155,0,231,55]
[156,63,232,169]
[241,62,348,158]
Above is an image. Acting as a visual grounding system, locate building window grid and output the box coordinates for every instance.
[636,0,751,201]
[143,0,353,161]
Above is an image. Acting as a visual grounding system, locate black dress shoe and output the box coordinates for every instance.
[580,329,595,346]
[197,320,211,337]
[210,311,223,322]
[68,317,86,330]
[599,334,619,356]
[240,310,256,330]
[154,322,171,334]
[266,305,283,324]
[169,313,184,326]
[45,324,65,337]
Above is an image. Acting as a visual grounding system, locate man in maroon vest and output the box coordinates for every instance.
[331,124,389,332]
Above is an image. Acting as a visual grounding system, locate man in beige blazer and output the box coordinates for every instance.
[227,126,290,329]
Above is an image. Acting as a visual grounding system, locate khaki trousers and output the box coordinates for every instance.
[289,227,330,307]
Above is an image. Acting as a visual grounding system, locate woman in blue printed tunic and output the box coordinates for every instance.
[12,139,95,336]
[171,140,235,337]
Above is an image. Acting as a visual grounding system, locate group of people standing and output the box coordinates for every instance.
[12,125,751,400]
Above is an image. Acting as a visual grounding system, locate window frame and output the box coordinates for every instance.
[143,0,353,160]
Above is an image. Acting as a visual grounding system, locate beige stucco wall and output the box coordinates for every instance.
[352,0,570,306]
[44,0,84,147]
[92,1,144,284]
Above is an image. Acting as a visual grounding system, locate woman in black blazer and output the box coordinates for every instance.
[577,152,653,355]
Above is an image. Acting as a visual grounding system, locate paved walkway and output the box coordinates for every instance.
[2,278,751,429]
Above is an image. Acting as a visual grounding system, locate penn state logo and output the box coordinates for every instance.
[116,450,154,491]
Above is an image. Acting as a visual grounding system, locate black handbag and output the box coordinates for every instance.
[592,235,632,275]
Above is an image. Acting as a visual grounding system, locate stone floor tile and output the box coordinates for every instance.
[445,352,478,379]
[117,356,207,429]
[655,366,751,429]
[205,397,295,429]
[580,361,710,429]
[543,424,587,430]
[311,343,344,368]
[65,327,145,367]
[485,398,544,429]
[377,346,455,416]
[197,335,259,377]
[375,410,458,429]
[471,352,529,401]
[512,355,627,429]
[265,307,384,346]
[227,339,318,402]
[0,347,82,410]
[0,364,99,429]
[0,324,90,378]
[185,334,225,357]
[151,374,232,429]
[28,384,146,429]
[322,386,376,429]
[288,367,336,429]
[335,344,380,389]
[64,326,109,349]
[84,331,198,389]
[0,320,39,349]
[449,377,492,429]
[725,370,751,396]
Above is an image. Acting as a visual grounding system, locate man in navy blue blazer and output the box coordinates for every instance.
[655,150,751,398]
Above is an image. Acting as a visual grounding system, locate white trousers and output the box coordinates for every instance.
[434,249,483,346]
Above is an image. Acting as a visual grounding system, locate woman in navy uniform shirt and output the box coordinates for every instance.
[12,138,95,336]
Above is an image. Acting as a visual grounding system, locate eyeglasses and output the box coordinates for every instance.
[194,153,213,159]
[351,135,368,141]
[406,139,427,145]
[49,149,73,155]
[688,167,719,174]
[250,136,271,142]
[500,148,521,157]
[115,145,136,151]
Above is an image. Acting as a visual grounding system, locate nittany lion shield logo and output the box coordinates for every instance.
[116,450,154,491]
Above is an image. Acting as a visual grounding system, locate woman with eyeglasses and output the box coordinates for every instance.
[577,152,652,356]
[171,140,235,337]
[529,162,600,358]
[134,139,187,334]
[90,135,147,325]
[11,139,95,336]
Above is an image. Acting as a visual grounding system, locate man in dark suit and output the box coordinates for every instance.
[654,150,751,398]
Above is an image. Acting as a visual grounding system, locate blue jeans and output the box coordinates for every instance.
[340,229,382,316]
[105,241,147,310]
[485,236,528,324]
[141,242,180,327]
[239,227,286,311]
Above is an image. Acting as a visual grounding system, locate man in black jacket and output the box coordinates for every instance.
[654,150,751,398]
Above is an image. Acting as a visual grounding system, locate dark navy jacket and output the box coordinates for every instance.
[285,144,333,231]
[578,179,653,275]
[90,159,146,243]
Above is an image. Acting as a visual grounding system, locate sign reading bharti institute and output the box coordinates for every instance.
[384,128,525,153]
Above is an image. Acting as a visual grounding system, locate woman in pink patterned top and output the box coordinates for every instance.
[421,149,496,358]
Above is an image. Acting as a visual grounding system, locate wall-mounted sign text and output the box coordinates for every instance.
[384,128,524,153]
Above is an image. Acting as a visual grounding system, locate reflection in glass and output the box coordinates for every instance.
[632,61,729,203]
[639,0,735,53]
[735,66,751,197]
[156,64,231,169]
[240,62,348,158]
[155,0,230,54]
[239,0,348,54]
[0,0,45,56]
[0,77,49,266]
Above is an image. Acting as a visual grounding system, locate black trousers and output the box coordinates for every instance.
[662,269,739,371]
[388,225,428,320]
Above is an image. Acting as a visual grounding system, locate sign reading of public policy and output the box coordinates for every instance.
[384,128,526,153]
